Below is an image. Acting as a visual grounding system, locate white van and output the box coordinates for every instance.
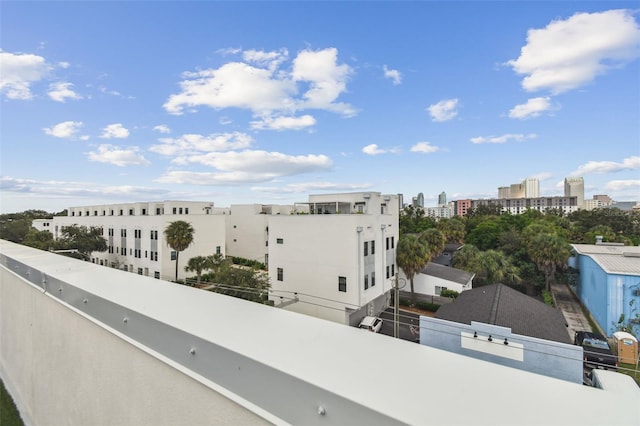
[359,316,383,333]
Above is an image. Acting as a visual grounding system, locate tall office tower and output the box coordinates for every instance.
[438,191,446,207]
[564,177,585,209]
[510,183,525,198]
[498,187,510,199]
[417,192,424,207]
[523,178,540,198]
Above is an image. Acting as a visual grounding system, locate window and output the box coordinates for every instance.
[185,208,189,214]
[156,208,161,215]
[364,274,369,290]
[142,208,147,215]
[338,276,347,292]
[386,237,390,250]
[371,240,375,254]
[138,268,143,275]
[435,286,448,296]
[179,207,183,214]
[386,265,390,279]
[129,209,134,215]
[173,207,177,214]
[276,238,284,244]
[364,241,368,256]
[391,236,395,249]
[277,268,283,281]
[154,271,160,279]
[216,246,221,255]
[119,209,123,216]
[391,264,395,276]
[371,272,375,287]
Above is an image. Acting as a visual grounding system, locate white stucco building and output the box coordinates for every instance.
[268,192,400,326]
[41,201,226,281]
[225,204,295,265]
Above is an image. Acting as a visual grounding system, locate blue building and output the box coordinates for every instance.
[570,243,640,336]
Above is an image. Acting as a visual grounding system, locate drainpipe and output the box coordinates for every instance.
[357,226,363,311]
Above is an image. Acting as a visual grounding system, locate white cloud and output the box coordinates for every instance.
[570,156,640,175]
[0,50,51,100]
[164,47,355,121]
[252,181,373,194]
[383,65,402,85]
[158,150,332,185]
[410,142,440,153]
[362,144,386,155]
[508,97,554,119]
[149,132,253,156]
[43,121,84,139]
[470,133,537,144]
[153,124,171,134]
[0,176,167,199]
[250,115,316,131]
[292,47,355,115]
[605,180,640,192]
[242,48,288,70]
[48,82,82,102]
[86,144,150,166]
[100,123,130,139]
[507,9,640,94]
[427,99,459,122]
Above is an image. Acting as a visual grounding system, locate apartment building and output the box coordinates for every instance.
[44,201,226,281]
[268,192,400,326]
[225,204,295,264]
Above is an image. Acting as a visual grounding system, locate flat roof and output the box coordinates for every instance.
[2,240,639,425]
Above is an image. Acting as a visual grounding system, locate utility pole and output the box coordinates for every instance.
[392,276,406,338]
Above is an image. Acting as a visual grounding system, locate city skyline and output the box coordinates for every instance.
[1,2,639,213]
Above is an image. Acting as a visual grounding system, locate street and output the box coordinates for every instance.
[378,307,420,342]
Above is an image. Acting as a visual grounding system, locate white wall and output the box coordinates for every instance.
[398,269,470,296]
[0,256,268,426]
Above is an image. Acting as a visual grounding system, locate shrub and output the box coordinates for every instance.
[440,289,459,299]
[416,301,440,312]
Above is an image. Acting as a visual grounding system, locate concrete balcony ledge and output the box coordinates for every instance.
[1,240,639,426]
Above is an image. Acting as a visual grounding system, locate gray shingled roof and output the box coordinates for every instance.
[571,244,640,276]
[420,262,474,285]
[435,283,571,344]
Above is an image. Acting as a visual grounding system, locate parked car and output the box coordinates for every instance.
[359,316,383,333]
[574,331,618,370]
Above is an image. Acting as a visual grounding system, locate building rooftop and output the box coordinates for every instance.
[571,244,640,275]
[435,283,572,344]
[421,261,474,286]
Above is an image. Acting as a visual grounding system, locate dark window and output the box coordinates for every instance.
[386,266,390,279]
[364,274,369,290]
[338,276,347,292]
[371,272,375,287]
[277,268,283,281]
[371,240,375,255]
[216,246,221,255]
[364,241,368,256]
[173,207,177,214]
[276,238,284,244]
[185,208,189,214]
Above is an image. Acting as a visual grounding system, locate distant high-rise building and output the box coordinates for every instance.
[438,191,446,207]
[510,183,525,198]
[564,177,585,209]
[523,178,539,198]
[498,186,510,198]
[417,192,424,208]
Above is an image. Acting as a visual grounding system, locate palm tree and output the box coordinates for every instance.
[184,255,209,284]
[419,228,445,262]
[164,220,195,282]
[527,233,571,292]
[396,234,429,305]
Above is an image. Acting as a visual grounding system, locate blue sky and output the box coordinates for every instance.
[1,1,639,213]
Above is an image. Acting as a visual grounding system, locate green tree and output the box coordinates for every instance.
[209,265,270,304]
[419,228,445,261]
[526,233,572,292]
[184,255,210,284]
[399,205,435,235]
[164,220,195,282]
[396,234,429,305]
[57,225,107,260]
[22,228,55,251]
[436,216,466,243]
[466,220,502,251]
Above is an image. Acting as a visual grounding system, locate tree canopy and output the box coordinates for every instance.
[164,220,195,282]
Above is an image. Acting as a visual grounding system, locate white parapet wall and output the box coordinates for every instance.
[1,240,639,426]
